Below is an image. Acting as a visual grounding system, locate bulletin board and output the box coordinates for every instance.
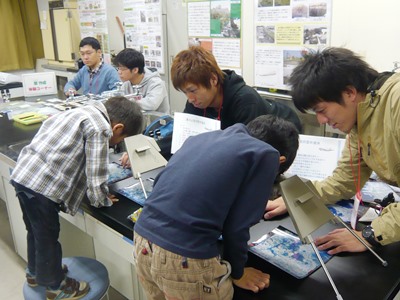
[77,0,111,53]
[187,0,242,73]
[123,0,166,74]
[253,0,332,91]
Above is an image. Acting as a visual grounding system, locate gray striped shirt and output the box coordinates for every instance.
[11,101,113,215]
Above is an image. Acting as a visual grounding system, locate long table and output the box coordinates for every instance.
[1,110,399,300]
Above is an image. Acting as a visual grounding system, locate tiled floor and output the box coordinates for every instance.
[0,199,26,300]
[0,199,128,300]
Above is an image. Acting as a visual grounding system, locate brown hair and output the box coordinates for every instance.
[171,46,224,91]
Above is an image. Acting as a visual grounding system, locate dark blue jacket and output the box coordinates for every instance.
[134,124,280,279]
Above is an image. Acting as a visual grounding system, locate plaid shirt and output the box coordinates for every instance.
[88,59,104,79]
[11,101,113,215]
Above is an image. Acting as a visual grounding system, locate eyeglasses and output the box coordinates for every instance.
[80,51,96,57]
[116,67,130,72]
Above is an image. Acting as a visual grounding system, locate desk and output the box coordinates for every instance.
[85,181,400,300]
[234,217,400,300]
[0,113,399,300]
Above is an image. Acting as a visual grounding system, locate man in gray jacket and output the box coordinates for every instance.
[114,48,170,114]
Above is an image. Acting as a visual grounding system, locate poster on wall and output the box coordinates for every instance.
[187,0,242,72]
[77,0,111,55]
[254,0,332,90]
[123,0,165,74]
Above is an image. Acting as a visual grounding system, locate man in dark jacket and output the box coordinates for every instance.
[170,46,302,132]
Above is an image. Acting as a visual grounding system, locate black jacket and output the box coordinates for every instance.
[184,70,302,132]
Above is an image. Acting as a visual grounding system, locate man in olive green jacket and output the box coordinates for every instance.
[265,47,400,254]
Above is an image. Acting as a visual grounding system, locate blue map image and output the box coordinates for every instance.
[359,181,400,202]
[327,200,354,223]
[116,180,153,206]
[107,163,132,184]
[249,226,331,279]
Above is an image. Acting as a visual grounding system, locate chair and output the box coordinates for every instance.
[23,256,109,300]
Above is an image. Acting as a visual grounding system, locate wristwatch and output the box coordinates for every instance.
[362,225,381,247]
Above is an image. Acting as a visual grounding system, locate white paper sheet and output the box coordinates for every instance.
[171,112,220,154]
[286,134,346,181]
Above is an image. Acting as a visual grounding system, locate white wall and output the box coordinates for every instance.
[330,0,400,72]
[241,1,255,86]
[106,0,125,55]
[164,1,188,114]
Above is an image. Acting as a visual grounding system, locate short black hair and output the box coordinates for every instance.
[289,47,379,112]
[104,96,143,136]
[79,37,101,51]
[114,48,145,74]
[246,115,299,174]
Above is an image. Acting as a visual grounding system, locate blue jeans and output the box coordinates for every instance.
[12,181,64,288]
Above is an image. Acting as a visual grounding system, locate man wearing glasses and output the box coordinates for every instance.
[64,37,120,96]
[113,48,170,114]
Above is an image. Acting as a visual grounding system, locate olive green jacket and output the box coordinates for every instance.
[314,72,400,245]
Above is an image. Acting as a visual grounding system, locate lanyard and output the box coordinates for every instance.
[203,95,223,120]
[348,135,363,204]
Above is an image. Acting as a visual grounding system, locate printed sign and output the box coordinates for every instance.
[22,72,57,97]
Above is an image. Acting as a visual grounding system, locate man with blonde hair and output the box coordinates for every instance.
[170,46,302,132]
